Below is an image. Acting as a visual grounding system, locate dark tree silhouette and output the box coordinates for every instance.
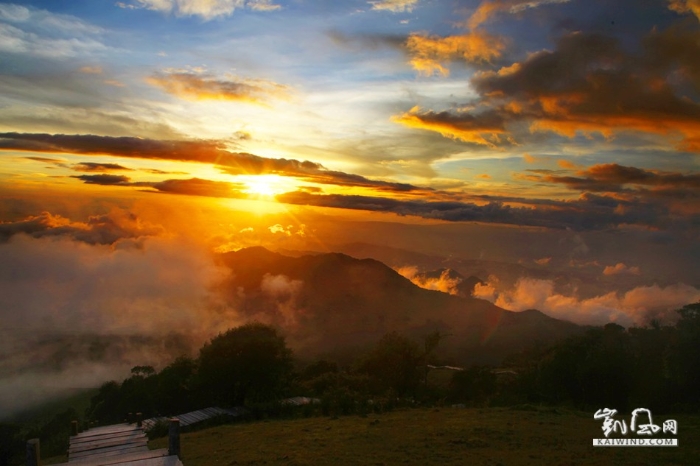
[357,332,421,398]
[198,322,294,406]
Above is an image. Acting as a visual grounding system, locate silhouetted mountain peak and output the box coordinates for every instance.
[216,248,583,365]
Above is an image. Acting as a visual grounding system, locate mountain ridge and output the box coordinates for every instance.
[217,247,583,365]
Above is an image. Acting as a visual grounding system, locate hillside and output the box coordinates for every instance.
[217,247,582,364]
[148,407,700,466]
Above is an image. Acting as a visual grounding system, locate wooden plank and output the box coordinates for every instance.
[184,411,207,422]
[73,425,141,440]
[70,442,148,459]
[201,407,220,417]
[70,437,147,454]
[117,455,183,466]
[177,414,196,426]
[69,444,148,461]
[76,424,135,435]
[57,449,168,466]
[71,430,145,446]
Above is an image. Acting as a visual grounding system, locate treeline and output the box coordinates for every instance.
[512,303,700,412]
[87,303,700,423]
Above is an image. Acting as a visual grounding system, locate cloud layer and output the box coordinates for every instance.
[473,276,700,326]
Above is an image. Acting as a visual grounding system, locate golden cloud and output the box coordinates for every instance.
[147,71,290,105]
[391,106,510,147]
[399,30,700,151]
[668,0,700,20]
[467,0,572,29]
[405,32,505,76]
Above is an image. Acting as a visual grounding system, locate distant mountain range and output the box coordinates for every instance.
[218,247,583,365]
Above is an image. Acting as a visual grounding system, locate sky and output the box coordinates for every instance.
[1,0,700,413]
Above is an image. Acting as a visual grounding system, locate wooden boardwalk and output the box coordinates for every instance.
[54,423,183,466]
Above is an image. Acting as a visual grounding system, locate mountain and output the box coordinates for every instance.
[217,247,583,365]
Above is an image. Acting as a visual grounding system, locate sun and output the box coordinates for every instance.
[241,174,291,198]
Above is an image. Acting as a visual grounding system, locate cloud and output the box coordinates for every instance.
[473,276,700,325]
[475,30,700,149]
[369,0,419,13]
[467,0,572,29]
[72,174,132,185]
[392,106,511,147]
[0,209,162,245]
[0,232,231,415]
[668,0,700,21]
[71,174,250,199]
[275,188,695,231]
[147,70,290,104]
[0,4,107,58]
[603,263,641,276]
[527,163,700,200]
[150,178,248,198]
[397,28,700,152]
[268,224,291,235]
[405,31,505,76]
[24,156,65,164]
[72,162,133,172]
[523,153,545,164]
[247,0,281,11]
[394,265,463,296]
[79,66,103,74]
[124,0,280,19]
[260,273,302,298]
[0,132,429,193]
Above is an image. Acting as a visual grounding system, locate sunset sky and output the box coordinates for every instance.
[1,0,700,330]
[1,0,700,414]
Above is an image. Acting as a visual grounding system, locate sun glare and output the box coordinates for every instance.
[241,174,292,198]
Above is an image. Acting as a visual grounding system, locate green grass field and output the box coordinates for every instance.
[149,406,700,465]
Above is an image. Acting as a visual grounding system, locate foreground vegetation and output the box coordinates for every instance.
[150,406,700,466]
[3,303,700,465]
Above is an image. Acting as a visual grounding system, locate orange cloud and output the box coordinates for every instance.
[603,263,641,276]
[147,71,290,104]
[557,159,577,169]
[80,66,103,74]
[468,0,572,29]
[405,32,505,76]
[668,0,700,20]
[403,30,700,151]
[523,153,545,163]
[391,107,510,147]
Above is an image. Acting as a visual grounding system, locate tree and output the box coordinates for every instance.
[357,332,421,398]
[448,366,497,405]
[198,323,293,406]
[156,356,198,415]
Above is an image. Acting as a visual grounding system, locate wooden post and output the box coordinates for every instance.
[136,412,143,428]
[128,412,133,424]
[26,438,40,466]
[168,418,180,457]
[71,420,79,436]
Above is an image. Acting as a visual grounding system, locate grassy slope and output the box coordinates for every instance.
[150,407,700,466]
